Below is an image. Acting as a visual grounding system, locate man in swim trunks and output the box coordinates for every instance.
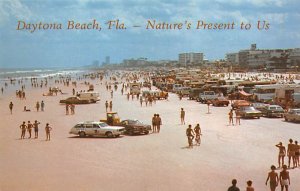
[295,141,299,167]
[265,165,278,191]
[276,142,286,168]
[33,120,40,139]
[279,165,290,191]
[27,121,33,139]
[287,139,295,168]
[19,121,27,139]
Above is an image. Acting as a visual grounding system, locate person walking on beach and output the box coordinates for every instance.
[105,101,109,112]
[180,108,185,125]
[265,165,278,191]
[70,104,75,114]
[228,109,234,126]
[20,121,27,139]
[194,124,201,145]
[156,114,162,133]
[246,180,254,191]
[140,96,143,107]
[33,120,40,138]
[235,109,241,125]
[279,165,290,191]
[45,123,52,141]
[152,114,157,133]
[186,125,195,148]
[111,90,113,98]
[227,179,240,191]
[36,101,40,112]
[287,139,295,168]
[276,142,286,168]
[109,101,113,111]
[9,101,13,114]
[27,121,33,139]
[41,100,45,111]
[66,104,69,115]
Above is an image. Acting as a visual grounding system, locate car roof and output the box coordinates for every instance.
[77,121,106,125]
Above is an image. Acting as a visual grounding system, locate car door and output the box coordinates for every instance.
[84,124,94,136]
[93,124,101,136]
[98,123,108,136]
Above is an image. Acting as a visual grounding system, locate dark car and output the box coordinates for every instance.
[238,106,262,119]
[261,105,284,118]
[59,96,91,104]
[211,97,230,107]
[120,119,151,135]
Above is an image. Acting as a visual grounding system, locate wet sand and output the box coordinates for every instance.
[0,74,299,191]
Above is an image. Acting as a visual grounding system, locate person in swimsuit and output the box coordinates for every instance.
[27,121,33,139]
[180,108,185,125]
[194,124,201,145]
[287,139,295,168]
[9,101,13,114]
[19,121,27,139]
[33,120,40,138]
[228,179,240,191]
[186,125,195,148]
[152,114,157,133]
[228,109,234,126]
[246,180,254,191]
[265,165,278,191]
[276,142,286,168]
[295,141,299,167]
[279,165,290,191]
[45,123,52,141]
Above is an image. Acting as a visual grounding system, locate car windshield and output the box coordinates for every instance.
[132,120,143,125]
[100,123,108,127]
[244,107,255,111]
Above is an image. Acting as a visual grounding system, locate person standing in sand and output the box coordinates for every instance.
[105,101,109,112]
[36,101,40,112]
[265,165,278,191]
[156,114,162,133]
[287,139,295,168]
[279,165,290,191]
[33,120,40,139]
[295,141,299,167]
[152,114,157,133]
[180,108,185,125]
[9,101,13,114]
[45,123,52,141]
[27,121,33,139]
[66,104,69,115]
[19,121,27,139]
[276,142,286,168]
[228,109,234,126]
[41,101,45,111]
[109,101,113,111]
[235,109,241,125]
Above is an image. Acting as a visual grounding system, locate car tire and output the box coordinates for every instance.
[145,130,149,135]
[105,131,114,138]
[284,117,288,121]
[79,131,86,137]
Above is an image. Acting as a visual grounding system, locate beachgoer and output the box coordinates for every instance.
[276,142,286,168]
[70,104,75,114]
[140,96,143,107]
[156,114,162,133]
[41,101,45,111]
[27,121,33,138]
[194,124,201,145]
[66,104,69,115]
[20,121,27,139]
[246,180,254,191]
[229,109,234,126]
[152,114,157,133]
[105,101,109,112]
[287,139,295,168]
[33,120,40,138]
[228,179,240,191]
[295,141,299,167]
[180,108,185,125]
[265,165,278,191]
[186,125,195,148]
[235,109,241,125]
[45,123,52,141]
[9,101,13,114]
[36,101,40,112]
[109,101,113,111]
[279,165,290,191]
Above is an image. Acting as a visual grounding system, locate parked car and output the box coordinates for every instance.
[69,121,125,138]
[231,100,251,109]
[261,105,285,118]
[251,102,269,111]
[211,97,229,106]
[238,106,262,119]
[197,91,219,103]
[120,119,151,135]
[59,96,91,104]
[284,109,300,122]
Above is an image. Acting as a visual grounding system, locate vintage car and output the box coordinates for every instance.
[120,119,151,135]
[238,106,262,119]
[231,100,251,109]
[284,109,300,122]
[211,97,230,107]
[261,105,285,118]
[59,96,91,104]
[251,102,269,111]
[69,121,125,138]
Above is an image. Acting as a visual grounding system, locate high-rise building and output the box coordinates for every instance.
[178,52,204,65]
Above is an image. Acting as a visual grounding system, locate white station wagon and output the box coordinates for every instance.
[69,121,125,138]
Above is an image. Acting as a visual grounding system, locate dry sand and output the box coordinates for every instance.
[0,74,299,191]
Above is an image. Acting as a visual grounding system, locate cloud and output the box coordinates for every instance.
[0,0,33,25]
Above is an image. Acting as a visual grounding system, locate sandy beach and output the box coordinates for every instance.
[0,71,299,191]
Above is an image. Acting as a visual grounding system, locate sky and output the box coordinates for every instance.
[0,0,299,68]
